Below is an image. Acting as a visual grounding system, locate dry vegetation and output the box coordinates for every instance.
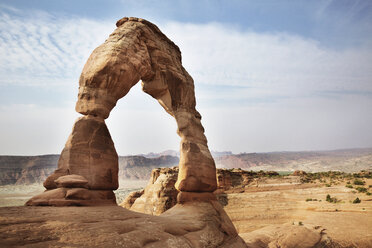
[221,170,372,247]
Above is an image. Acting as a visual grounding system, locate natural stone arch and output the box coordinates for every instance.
[27,17,217,206]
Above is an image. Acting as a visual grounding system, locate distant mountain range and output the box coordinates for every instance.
[138,150,233,158]
[215,148,372,173]
[0,155,179,185]
[0,148,371,185]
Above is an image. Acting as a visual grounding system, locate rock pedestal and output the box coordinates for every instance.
[26,116,118,206]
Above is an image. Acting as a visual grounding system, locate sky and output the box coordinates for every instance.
[0,0,371,155]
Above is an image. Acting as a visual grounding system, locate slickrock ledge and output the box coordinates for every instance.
[0,205,247,248]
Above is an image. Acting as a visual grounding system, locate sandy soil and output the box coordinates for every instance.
[223,178,372,247]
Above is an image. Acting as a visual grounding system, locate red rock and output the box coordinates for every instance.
[54,174,89,188]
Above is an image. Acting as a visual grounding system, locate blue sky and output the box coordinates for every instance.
[0,0,371,155]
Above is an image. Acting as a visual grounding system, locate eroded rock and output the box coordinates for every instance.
[124,167,178,215]
[0,204,247,247]
[76,17,217,193]
[28,17,217,206]
[241,223,335,248]
[54,174,89,188]
[122,167,275,215]
[27,116,118,206]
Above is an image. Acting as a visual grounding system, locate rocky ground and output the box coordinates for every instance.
[122,168,372,247]
[1,169,371,247]
[0,202,246,247]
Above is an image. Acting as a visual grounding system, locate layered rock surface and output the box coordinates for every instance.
[0,205,247,248]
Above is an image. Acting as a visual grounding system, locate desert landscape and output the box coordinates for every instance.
[1,1,372,247]
[1,156,371,247]
[119,167,372,247]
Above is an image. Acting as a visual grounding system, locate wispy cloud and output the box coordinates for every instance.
[0,6,114,87]
[0,6,371,155]
[162,22,372,105]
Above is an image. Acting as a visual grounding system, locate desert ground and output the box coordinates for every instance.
[1,172,371,247]
[221,174,372,247]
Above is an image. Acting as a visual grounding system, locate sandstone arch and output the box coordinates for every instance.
[27,17,217,206]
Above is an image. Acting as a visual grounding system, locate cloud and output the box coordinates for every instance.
[0,6,114,87]
[162,22,372,102]
[0,6,371,155]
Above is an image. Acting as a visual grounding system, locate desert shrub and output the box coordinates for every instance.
[356,187,367,193]
[352,197,361,204]
[369,185,372,188]
[326,194,338,203]
[298,221,303,226]
[353,179,365,185]
[345,184,353,188]
[366,192,371,196]
[346,181,351,184]
[306,198,313,202]
[325,183,331,187]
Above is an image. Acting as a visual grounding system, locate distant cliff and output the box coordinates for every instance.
[0,155,179,185]
[0,155,59,185]
[1,148,371,185]
[118,155,179,180]
[215,148,372,172]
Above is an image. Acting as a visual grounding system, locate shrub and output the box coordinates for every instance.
[306,198,313,202]
[346,184,353,188]
[366,192,371,196]
[356,187,367,193]
[326,194,338,203]
[325,184,331,187]
[352,197,361,204]
[353,179,365,185]
[298,221,303,226]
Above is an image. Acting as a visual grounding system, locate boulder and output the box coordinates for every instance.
[241,223,335,248]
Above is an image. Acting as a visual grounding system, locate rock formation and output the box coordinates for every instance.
[22,17,247,247]
[27,17,216,206]
[122,167,281,215]
[0,205,247,247]
[241,223,335,248]
[120,167,178,215]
